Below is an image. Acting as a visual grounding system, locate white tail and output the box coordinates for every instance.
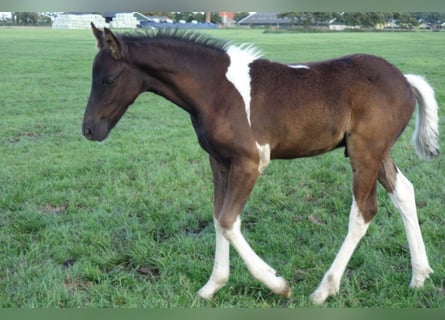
[405,74,440,159]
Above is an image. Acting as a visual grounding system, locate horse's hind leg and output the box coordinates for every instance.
[311,135,381,304]
[378,156,433,287]
[311,156,378,304]
[310,197,372,304]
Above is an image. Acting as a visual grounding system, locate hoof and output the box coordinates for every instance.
[309,290,328,305]
[281,287,292,299]
[197,287,215,300]
[410,266,434,288]
[270,276,291,298]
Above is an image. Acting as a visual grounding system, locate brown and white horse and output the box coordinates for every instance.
[83,24,439,304]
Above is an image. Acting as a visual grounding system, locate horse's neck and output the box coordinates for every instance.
[129,40,227,116]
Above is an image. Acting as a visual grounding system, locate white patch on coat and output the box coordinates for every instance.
[310,197,370,304]
[388,170,433,287]
[198,218,230,299]
[224,44,262,127]
[223,216,290,297]
[256,142,270,173]
[289,64,310,69]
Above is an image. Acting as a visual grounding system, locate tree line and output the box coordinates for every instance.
[2,13,53,26]
[276,12,445,29]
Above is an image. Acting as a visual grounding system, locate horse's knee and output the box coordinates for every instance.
[355,196,378,223]
[352,179,378,223]
[362,204,377,223]
[217,214,239,231]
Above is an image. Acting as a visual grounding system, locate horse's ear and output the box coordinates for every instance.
[104,27,122,60]
[91,23,104,49]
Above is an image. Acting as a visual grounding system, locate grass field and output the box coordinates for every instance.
[0,27,444,307]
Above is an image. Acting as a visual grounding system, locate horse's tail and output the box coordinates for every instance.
[405,74,440,159]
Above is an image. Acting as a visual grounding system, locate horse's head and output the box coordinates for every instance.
[82,23,144,141]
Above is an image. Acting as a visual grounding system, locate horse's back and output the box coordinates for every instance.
[249,54,415,159]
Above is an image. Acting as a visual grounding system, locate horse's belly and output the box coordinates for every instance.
[270,129,346,159]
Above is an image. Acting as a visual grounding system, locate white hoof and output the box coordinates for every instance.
[197,286,215,300]
[273,276,291,298]
[310,289,329,305]
[410,266,433,288]
[310,274,340,304]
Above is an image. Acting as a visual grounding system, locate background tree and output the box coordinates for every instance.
[172,12,221,24]
[393,12,419,29]
[234,12,250,23]
[276,12,386,28]
[210,13,222,24]
[312,12,336,25]
[333,12,396,28]
[276,12,300,27]
[301,12,314,27]
[11,12,51,26]
[143,12,174,19]
[412,12,445,29]
[173,12,196,23]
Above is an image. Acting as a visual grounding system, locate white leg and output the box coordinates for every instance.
[198,218,230,299]
[224,217,291,297]
[310,198,370,304]
[389,170,433,287]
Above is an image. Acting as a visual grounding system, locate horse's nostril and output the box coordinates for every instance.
[82,120,109,142]
[83,126,93,140]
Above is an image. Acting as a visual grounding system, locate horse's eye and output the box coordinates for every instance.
[103,75,117,86]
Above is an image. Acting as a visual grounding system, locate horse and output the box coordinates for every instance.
[82,24,439,304]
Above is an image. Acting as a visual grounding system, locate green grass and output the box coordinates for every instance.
[0,28,444,307]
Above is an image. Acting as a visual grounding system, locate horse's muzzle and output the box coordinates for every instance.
[82,119,110,142]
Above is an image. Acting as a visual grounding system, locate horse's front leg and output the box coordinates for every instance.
[199,157,290,299]
[198,157,230,299]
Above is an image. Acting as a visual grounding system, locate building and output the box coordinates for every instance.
[219,12,236,26]
[238,12,291,28]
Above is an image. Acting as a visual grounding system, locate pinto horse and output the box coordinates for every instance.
[83,24,439,304]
